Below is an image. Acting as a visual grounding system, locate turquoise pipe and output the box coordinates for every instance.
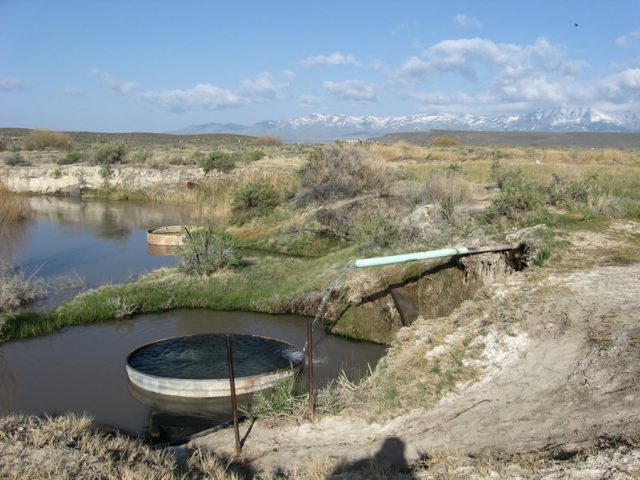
[354,247,470,268]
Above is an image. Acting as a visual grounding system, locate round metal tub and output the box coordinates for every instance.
[147,226,201,246]
[126,333,303,398]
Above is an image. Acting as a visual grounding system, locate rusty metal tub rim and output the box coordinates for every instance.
[126,333,303,398]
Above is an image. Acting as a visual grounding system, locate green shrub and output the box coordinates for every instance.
[231,180,280,224]
[246,149,266,162]
[534,244,551,267]
[446,162,464,176]
[547,172,601,207]
[190,150,207,165]
[98,162,112,181]
[131,149,152,164]
[57,151,83,165]
[249,376,307,419]
[1,152,29,167]
[350,206,401,252]
[199,151,238,173]
[176,227,241,275]
[297,145,389,203]
[490,168,544,217]
[93,143,127,165]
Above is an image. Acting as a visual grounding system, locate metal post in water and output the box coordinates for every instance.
[306,319,315,421]
[225,334,241,455]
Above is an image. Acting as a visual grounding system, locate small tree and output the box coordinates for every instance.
[176,227,241,275]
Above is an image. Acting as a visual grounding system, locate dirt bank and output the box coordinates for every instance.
[188,239,640,474]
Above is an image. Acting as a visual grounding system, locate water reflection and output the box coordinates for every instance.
[0,220,29,265]
[0,196,197,308]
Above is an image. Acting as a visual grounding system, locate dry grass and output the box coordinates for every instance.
[578,148,639,165]
[0,413,245,480]
[0,262,45,312]
[429,135,464,147]
[0,185,28,224]
[423,173,474,205]
[23,129,73,151]
[254,135,283,146]
[367,141,427,162]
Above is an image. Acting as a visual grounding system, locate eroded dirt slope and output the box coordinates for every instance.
[190,225,640,475]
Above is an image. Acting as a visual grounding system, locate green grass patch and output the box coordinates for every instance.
[1,248,357,341]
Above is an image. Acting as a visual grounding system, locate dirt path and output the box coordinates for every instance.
[188,260,640,474]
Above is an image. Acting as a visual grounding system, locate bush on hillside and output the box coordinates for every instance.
[231,181,281,224]
[490,167,544,217]
[93,143,128,165]
[57,151,83,165]
[253,135,282,146]
[297,145,389,204]
[199,151,239,173]
[24,129,73,151]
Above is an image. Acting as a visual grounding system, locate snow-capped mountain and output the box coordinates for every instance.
[176,108,640,142]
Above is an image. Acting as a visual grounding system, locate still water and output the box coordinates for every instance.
[0,196,194,308]
[0,197,386,437]
[0,310,385,435]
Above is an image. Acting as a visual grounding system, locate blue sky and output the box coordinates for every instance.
[1,0,640,132]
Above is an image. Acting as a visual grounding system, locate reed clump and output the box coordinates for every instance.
[0,185,27,224]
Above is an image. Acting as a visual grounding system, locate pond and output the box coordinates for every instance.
[0,309,386,436]
[0,196,194,309]
[0,196,386,439]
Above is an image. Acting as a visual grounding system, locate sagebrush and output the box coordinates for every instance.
[176,227,241,275]
[297,145,389,203]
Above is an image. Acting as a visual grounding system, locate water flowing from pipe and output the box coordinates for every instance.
[302,263,355,354]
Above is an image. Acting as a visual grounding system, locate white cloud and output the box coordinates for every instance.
[615,30,640,46]
[299,94,321,107]
[280,69,296,78]
[91,70,291,112]
[323,80,378,102]
[63,86,85,96]
[397,56,430,79]
[140,84,240,112]
[89,69,135,95]
[495,76,572,103]
[238,72,290,101]
[0,78,25,91]
[427,37,521,79]
[397,37,585,82]
[599,68,640,102]
[300,52,360,68]
[453,14,483,28]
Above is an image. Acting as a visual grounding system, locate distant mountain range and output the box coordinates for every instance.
[175,108,640,142]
